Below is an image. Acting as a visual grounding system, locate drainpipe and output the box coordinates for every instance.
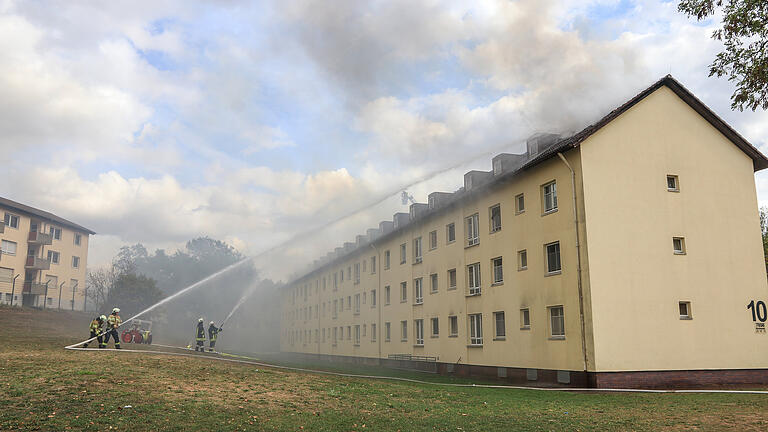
[10,274,19,307]
[556,152,589,373]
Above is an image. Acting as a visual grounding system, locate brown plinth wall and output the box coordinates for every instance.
[280,352,768,389]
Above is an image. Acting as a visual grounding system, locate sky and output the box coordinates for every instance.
[2,0,767,281]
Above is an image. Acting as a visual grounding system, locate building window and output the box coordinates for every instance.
[49,226,62,240]
[4,213,20,229]
[371,323,377,341]
[679,301,692,319]
[549,306,565,339]
[333,327,338,345]
[362,259,367,273]
[414,278,423,304]
[469,314,483,345]
[467,263,481,295]
[489,204,501,232]
[333,300,338,318]
[384,250,390,269]
[542,181,558,213]
[430,273,438,293]
[429,230,437,250]
[448,316,458,336]
[400,243,407,264]
[1,240,17,256]
[354,294,360,314]
[515,193,525,214]
[413,237,423,263]
[340,269,344,282]
[492,257,503,284]
[354,325,361,345]
[448,269,457,290]
[673,237,686,255]
[520,308,531,329]
[400,282,407,303]
[347,326,351,340]
[545,242,561,274]
[667,175,679,192]
[401,321,408,341]
[47,251,60,265]
[494,312,506,339]
[371,289,376,306]
[371,256,376,274]
[466,213,479,246]
[414,319,424,345]
[72,256,80,268]
[431,317,439,337]
[518,250,528,270]
[334,273,338,290]
[385,322,391,341]
[347,296,351,310]
[74,233,82,246]
[446,223,456,243]
[354,263,360,284]
[385,286,391,305]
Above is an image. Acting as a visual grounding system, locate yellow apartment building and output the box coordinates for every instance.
[0,197,94,310]
[280,76,768,388]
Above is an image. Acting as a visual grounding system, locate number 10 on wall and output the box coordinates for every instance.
[747,300,767,322]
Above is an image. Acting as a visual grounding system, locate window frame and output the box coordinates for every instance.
[384,285,391,305]
[413,237,423,264]
[47,250,60,265]
[4,213,19,229]
[545,241,561,275]
[74,233,82,246]
[430,273,438,293]
[400,281,407,303]
[489,204,502,233]
[465,213,480,247]
[449,315,458,337]
[515,193,525,214]
[447,268,457,290]
[400,243,407,264]
[548,306,565,339]
[414,278,423,304]
[520,308,531,330]
[429,230,437,250]
[468,313,483,346]
[493,311,506,339]
[542,180,558,214]
[1,240,18,256]
[667,175,680,192]
[430,317,439,337]
[401,320,408,342]
[384,250,391,269]
[518,249,528,271]
[385,322,391,342]
[467,262,481,296]
[491,257,503,285]
[72,256,80,268]
[673,237,686,255]
[414,319,424,346]
[679,301,692,320]
[446,223,456,243]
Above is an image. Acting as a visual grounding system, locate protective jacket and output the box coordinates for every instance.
[196,322,206,341]
[107,313,121,329]
[89,318,103,332]
[208,324,221,341]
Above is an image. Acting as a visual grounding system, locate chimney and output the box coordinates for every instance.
[526,133,561,158]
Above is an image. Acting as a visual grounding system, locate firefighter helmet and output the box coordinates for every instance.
[209,321,215,326]
[100,315,107,321]
[112,308,120,314]
[198,318,204,323]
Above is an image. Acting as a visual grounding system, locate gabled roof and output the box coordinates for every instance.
[0,196,96,235]
[525,75,768,172]
[286,75,767,286]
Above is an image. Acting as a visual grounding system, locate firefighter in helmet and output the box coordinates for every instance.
[208,321,222,352]
[104,308,122,349]
[195,318,206,352]
[83,315,106,348]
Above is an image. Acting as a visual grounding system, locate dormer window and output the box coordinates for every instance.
[493,159,502,175]
[428,196,435,209]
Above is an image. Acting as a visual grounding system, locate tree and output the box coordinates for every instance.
[103,273,164,319]
[85,267,114,312]
[678,0,768,111]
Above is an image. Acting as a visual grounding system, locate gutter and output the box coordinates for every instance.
[556,152,589,373]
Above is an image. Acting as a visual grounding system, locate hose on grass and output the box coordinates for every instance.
[63,343,768,395]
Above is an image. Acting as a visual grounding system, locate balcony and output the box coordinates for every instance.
[25,256,50,271]
[22,281,47,295]
[28,231,52,245]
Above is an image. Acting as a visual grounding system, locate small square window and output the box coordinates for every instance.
[673,237,686,255]
[667,175,679,192]
[679,301,692,319]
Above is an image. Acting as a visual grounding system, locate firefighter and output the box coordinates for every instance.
[83,315,106,348]
[195,318,206,352]
[208,321,222,352]
[104,308,122,349]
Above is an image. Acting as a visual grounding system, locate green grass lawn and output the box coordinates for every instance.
[1,307,768,431]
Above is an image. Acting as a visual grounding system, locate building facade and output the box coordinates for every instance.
[279,76,768,388]
[0,197,94,310]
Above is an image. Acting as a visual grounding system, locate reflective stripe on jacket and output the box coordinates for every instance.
[107,314,121,329]
[208,325,220,341]
[89,319,102,332]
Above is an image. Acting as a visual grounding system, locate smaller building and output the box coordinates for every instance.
[0,197,94,310]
